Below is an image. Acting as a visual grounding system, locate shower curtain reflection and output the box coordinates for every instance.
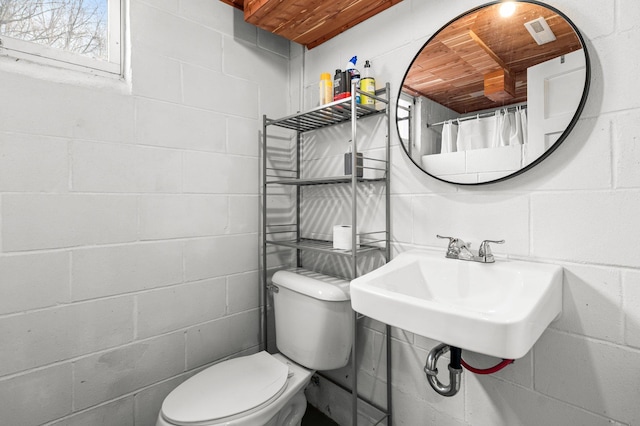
[441,107,527,154]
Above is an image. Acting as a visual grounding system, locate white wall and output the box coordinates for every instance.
[302,0,640,425]
[0,1,291,425]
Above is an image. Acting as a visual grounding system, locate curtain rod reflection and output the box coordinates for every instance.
[428,103,527,128]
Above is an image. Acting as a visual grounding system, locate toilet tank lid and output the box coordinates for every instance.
[272,268,351,301]
[161,351,288,424]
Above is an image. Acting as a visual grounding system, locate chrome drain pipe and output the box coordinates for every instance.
[424,343,463,397]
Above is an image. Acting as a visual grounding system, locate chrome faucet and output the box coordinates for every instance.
[478,239,505,263]
[437,235,473,259]
[437,235,504,263]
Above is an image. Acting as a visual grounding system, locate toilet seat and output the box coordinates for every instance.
[161,352,289,425]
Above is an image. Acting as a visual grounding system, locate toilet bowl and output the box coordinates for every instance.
[156,268,353,426]
[156,352,312,426]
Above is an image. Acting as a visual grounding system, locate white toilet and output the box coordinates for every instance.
[156,268,353,426]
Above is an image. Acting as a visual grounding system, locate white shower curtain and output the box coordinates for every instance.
[452,108,527,152]
[456,111,500,151]
[440,120,458,153]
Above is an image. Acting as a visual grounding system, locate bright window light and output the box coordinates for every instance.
[0,0,122,75]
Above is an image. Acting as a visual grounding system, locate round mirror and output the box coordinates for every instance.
[397,0,590,185]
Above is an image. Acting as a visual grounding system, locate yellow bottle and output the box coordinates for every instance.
[359,60,376,107]
[319,72,333,105]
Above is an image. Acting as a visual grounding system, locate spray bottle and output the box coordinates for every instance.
[345,56,361,102]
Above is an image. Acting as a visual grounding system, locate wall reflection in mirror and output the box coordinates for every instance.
[397,0,590,184]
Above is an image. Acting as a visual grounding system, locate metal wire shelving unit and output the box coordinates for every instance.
[261,83,392,426]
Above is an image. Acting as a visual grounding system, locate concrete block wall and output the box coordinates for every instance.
[302,0,640,425]
[0,0,290,424]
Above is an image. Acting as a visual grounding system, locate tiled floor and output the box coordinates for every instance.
[302,403,340,425]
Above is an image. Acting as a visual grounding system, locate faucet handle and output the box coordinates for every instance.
[437,235,469,247]
[478,239,505,262]
[437,235,467,258]
[437,235,456,243]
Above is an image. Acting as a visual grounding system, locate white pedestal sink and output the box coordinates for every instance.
[350,249,563,359]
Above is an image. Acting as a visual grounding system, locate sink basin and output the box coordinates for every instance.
[350,249,562,359]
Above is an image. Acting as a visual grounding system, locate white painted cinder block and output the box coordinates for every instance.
[0,364,72,426]
[0,133,68,192]
[390,145,456,196]
[71,241,183,301]
[0,251,70,314]
[182,64,259,119]
[134,376,190,426]
[131,2,222,72]
[0,0,288,422]
[613,110,640,188]
[256,30,290,58]
[227,116,260,157]
[0,297,134,376]
[509,115,612,191]
[222,36,289,119]
[390,195,413,245]
[69,89,136,143]
[185,309,260,370]
[1,194,138,251]
[183,151,259,194]
[229,196,260,234]
[224,36,288,83]
[0,71,134,142]
[0,71,73,138]
[73,332,185,411]
[131,48,183,103]
[531,191,640,267]
[622,270,640,349]
[71,141,182,193]
[592,30,640,115]
[136,278,227,339]
[138,194,229,240]
[135,98,227,152]
[227,271,260,315]
[552,263,623,344]
[184,234,259,282]
[619,0,640,32]
[49,397,134,426]
[466,371,627,426]
[178,0,234,35]
[412,192,530,255]
[535,330,640,425]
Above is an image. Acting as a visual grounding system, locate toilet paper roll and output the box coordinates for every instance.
[333,225,359,250]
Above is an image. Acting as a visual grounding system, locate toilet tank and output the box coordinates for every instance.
[271,268,354,371]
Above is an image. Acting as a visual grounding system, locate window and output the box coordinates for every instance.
[0,0,122,75]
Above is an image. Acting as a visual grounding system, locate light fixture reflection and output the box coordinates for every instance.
[499,1,516,17]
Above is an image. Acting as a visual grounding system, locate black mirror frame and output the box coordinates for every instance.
[396,0,591,185]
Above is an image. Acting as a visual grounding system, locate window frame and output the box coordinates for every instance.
[0,0,123,76]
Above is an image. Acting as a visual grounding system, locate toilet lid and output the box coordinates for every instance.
[162,352,289,424]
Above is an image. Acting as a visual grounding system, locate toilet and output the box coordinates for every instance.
[156,268,353,426]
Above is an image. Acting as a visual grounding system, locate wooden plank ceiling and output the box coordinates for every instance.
[219,0,402,49]
[402,2,583,114]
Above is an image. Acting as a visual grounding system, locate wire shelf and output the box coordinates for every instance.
[266,237,384,256]
[266,94,385,133]
[266,175,386,186]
